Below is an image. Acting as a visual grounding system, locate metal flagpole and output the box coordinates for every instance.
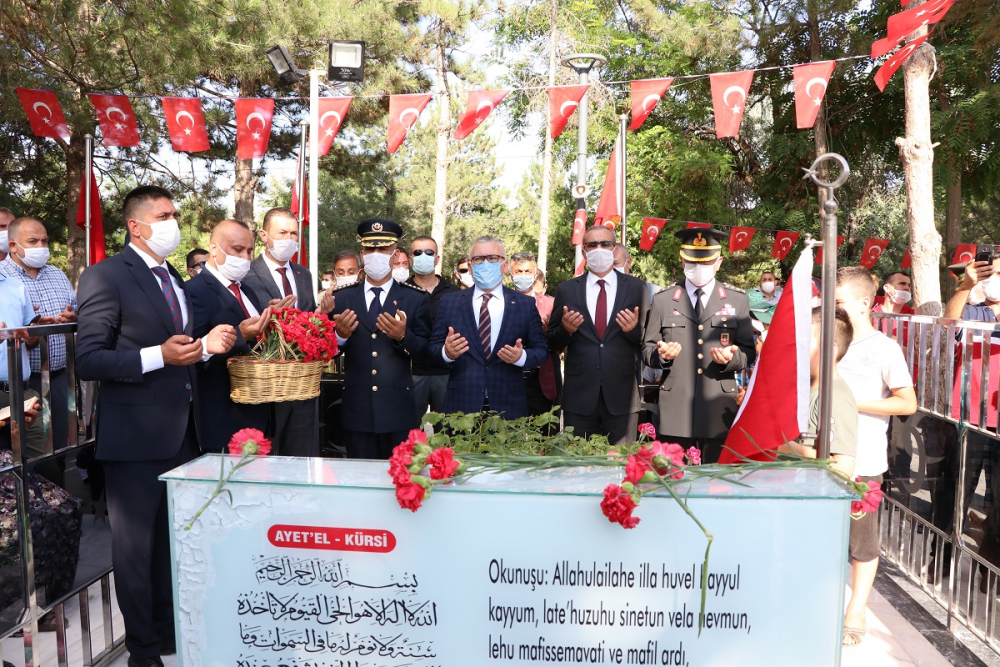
[308,70,320,282]
[618,114,627,246]
[297,120,308,223]
[84,134,93,267]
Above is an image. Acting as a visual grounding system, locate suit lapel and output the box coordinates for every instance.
[123,247,182,337]
[465,289,488,362]
[672,283,697,323]
[602,274,631,338]
[492,287,518,357]
[206,273,248,322]
[253,257,282,302]
[701,282,725,323]
[575,276,598,336]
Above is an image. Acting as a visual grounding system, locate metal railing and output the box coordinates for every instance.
[0,323,125,666]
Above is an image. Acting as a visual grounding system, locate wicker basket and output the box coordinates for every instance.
[227,356,326,404]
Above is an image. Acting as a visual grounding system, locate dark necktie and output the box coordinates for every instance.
[368,286,383,328]
[276,267,294,300]
[229,282,251,319]
[478,293,492,357]
[151,266,184,334]
[595,279,608,339]
[694,287,705,321]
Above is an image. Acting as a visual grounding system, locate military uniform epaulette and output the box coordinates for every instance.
[722,283,746,294]
[398,281,427,293]
[331,281,362,292]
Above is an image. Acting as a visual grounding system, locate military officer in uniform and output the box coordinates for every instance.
[330,219,431,459]
[642,227,755,463]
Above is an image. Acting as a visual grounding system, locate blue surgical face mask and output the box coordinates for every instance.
[472,261,503,290]
[412,253,435,275]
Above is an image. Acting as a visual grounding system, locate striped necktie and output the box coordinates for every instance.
[479,293,492,357]
[151,266,184,334]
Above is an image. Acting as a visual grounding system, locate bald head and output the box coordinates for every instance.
[209,219,254,269]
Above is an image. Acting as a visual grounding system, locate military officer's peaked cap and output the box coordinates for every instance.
[357,218,403,247]
[674,227,728,263]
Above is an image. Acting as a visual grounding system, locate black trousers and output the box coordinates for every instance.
[343,429,411,460]
[563,390,638,446]
[102,413,198,660]
[523,370,554,417]
[273,397,320,457]
[662,435,728,464]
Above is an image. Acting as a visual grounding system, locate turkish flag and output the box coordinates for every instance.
[454,90,509,140]
[76,167,106,265]
[574,256,587,277]
[872,0,954,58]
[686,222,711,229]
[793,61,836,129]
[16,89,70,140]
[549,85,589,140]
[639,218,666,251]
[874,35,930,92]
[235,99,274,159]
[953,243,976,265]
[388,93,432,154]
[729,226,756,252]
[162,98,210,152]
[88,94,140,147]
[709,70,754,139]
[771,231,800,259]
[859,238,890,269]
[814,236,845,265]
[290,151,308,265]
[720,246,813,463]
[593,145,623,227]
[901,249,911,269]
[572,209,587,245]
[318,97,352,155]
[629,78,673,131]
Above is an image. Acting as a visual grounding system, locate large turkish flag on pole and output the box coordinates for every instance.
[719,246,813,463]
[454,89,509,140]
[709,70,754,138]
[317,97,352,155]
[235,99,275,159]
[16,89,70,140]
[161,98,210,152]
[388,93,432,154]
[629,78,673,131]
[548,85,589,140]
[793,61,835,129]
[89,94,141,147]
[76,167,106,265]
[593,145,622,228]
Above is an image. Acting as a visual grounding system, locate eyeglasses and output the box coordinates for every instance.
[470,255,505,265]
[412,249,436,257]
[583,240,615,250]
[457,267,470,273]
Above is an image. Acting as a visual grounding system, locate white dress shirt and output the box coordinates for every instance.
[204,263,260,317]
[685,278,716,311]
[262,252,299,305]
[335,279,390,346]
[586,269,618,328]
[130,243,210,373]
[442,285,526,366]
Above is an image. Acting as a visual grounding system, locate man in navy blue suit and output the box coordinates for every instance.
[429,235,548,419]
[187,220,272,452]
[76,185,237,667]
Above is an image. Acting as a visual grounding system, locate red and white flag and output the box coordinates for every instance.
[729,226,756,252]
[549,85,589,140]
[629,78,673,131]
[574,256,587,277]
[639,217,666,251]
[793,61,836,129]
[161,98,210,152]
[719,246,813,463]
[874,35,929,92]
[814,236,845,265]
[572,209,587,246]
[593,144,624,228]
[235,99,274,159]
[388,93,432,154]
[16,88,70,140]
[89,94,140,147]
[953,243,976,265]
[871,0,954,58]
[454,89,509,140]
[901,249,911,269]
[76,167,106,265]
[859,238,890,269]
[290,151,308,265]
[318,97,353,155]
[709,70,754,138]
[771,231,800,259]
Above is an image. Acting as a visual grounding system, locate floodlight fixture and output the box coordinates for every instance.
[266,45,306,86]
[328,41,365,82]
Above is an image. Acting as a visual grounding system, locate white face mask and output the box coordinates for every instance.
[761,281,775,294]
[891,289,911,304]
[268,238,297,263]
[459,272,475,288]
[392,267,410,283]
[321,280,331,290]
[586,248,615,274]
[984,278,1000,303]
[683,262,716,287]
[512,274,535,293]
[18,245,50,269]
[214,247,251,283]
[0,230,7,251]
[336,274,358,288]
[136,218,181,258]
[363,251,392,281]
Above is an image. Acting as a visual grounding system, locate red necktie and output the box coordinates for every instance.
[229,282,250,318]
[478,293,492,357]
[276,267,294,299]
[595,279,607,339]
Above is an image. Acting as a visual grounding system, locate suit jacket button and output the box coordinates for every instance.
[372,369,377,376]
[697,369,703,375]
[372,351,378,358]
[600,343,604,348]
[697,353,703,360]
[698,324,704,331]
[372,333,377,340]
[185,383,191,390]
[372,385,378,391]
[698,339,704,345]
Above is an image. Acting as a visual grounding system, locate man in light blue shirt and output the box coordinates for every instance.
[0,271,46,464]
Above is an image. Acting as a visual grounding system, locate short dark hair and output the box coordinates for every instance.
[8,216,44,243]
[535,268,546,283]
[812,307,854,362]
[333,250,360,267]
[123,185,173,223]
[836,265,877,301]
[761,271,776,279]
[0,207,14,218]
[411,235,438,250]
[187,248,209,267]
[455,255,471,267]
[883,271,909,284]
[262,207,297,233]
[395,247,410,259]
[510,251,536,265]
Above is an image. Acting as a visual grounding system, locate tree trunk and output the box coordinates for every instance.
[536,0,558,273]
[234,79,258,226]
[945,170,962,249]
[431,30,451,274]
[807,0,830,217]
[65,135,87,287]
[897,38,941,315]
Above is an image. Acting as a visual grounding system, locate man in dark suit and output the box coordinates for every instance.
[642,227,756,463]
[330,219,431,458]
[242,207,334,457]
[76,186,237,667]
[548,226,648,444]
[187,220,272,452]
[429,235,548,419]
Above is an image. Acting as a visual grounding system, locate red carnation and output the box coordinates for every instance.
[851,479,883,515]
[427,447,460,480]
[388,442,415,484]
[624,455,650,485]
[407,429,428,445]
[395,479,426,512]
[227,428,271,456]
[601,484,640,529]
[638,423,656,439]
[685,447,702,466]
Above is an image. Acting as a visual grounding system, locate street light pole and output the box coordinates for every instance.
[309,69,320,283]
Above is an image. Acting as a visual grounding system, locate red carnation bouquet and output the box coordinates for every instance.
[255,308,338,363]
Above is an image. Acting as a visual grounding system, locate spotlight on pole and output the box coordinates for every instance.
[266,45,307,86]
[328,41,365,83]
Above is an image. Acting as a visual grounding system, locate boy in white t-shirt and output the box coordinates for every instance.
[835,266,917,647]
